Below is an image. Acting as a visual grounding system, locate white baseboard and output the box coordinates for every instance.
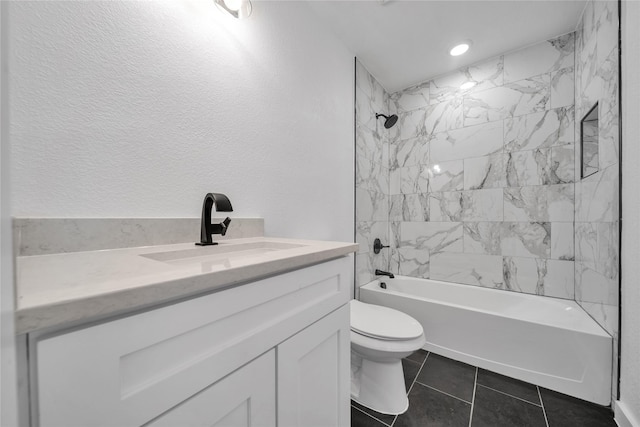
[615,401,640,427]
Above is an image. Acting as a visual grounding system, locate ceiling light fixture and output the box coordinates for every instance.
[215,0,252,19]
[449,42,471,56]
[460,81,476,90]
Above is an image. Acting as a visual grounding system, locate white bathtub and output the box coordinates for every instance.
[359,276,612,405]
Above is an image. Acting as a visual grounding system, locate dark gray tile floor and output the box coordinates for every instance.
[351,350,617,427]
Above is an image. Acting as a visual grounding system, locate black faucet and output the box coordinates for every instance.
[375,269,395,279]
[196,193,233,246]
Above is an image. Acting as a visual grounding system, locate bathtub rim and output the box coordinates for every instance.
[360,276,611,338]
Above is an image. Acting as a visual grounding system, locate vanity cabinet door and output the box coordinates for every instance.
[277,304,350,427]
[145,350,275,427]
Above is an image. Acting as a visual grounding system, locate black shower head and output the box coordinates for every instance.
[376,113,398,129]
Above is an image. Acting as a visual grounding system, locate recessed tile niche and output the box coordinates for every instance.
[581,103,599,179]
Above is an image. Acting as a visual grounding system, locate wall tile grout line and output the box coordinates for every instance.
[413,381,473,405]
[537,386,551,427]
[351,404,393,427]
[468,367,478,427]
[475,383,544,407]
[502,118,506,231]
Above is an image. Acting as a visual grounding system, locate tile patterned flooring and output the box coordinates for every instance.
[351,351,617,427]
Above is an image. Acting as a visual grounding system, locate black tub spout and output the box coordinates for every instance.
[375,269,395,279]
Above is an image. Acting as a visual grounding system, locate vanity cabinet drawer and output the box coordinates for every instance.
[34,257,351,427]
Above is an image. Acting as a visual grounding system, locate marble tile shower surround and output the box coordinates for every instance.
[355,23,618,320]
[355,12,619,404]
[355,59,390,288]
[13,218,264,256]
[383,32,578,300]
[573,2,619,405]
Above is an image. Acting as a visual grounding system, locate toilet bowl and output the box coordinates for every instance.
[350,299,426,415]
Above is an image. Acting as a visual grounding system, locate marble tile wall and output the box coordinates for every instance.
[573,0,620,402]
[386,33,577,300]
[574,0,619,336]
[355,60,391,288]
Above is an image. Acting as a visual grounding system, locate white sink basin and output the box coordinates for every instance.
[140,241,306,267]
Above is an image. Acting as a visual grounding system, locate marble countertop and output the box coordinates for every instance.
[16,237,358,334]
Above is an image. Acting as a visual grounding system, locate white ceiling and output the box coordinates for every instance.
[307,0,587,93]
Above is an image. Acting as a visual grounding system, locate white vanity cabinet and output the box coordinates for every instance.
[30,257,351,427]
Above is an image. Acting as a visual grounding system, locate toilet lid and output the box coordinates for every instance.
[350,300,423,340]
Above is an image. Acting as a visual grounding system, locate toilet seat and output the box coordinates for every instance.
[351,328,426,356]
[350,300,423,341]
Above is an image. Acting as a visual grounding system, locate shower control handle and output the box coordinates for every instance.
[373,238,389,254]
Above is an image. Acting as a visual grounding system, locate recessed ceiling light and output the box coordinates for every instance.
[460,81,476,90]
[449,42,470,56]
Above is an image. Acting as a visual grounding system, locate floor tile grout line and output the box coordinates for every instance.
[393,351,429,427]
[537,386,550,427]
[475,383,543,407]
[361,351,616,427]
[407,351,429,396]
[413,381,473,405]
[468,367,478,427]
[351,404,393,427]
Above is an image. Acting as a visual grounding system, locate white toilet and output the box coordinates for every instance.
[350,299,426,415]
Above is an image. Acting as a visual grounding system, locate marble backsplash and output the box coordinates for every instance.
[14,218,264,256]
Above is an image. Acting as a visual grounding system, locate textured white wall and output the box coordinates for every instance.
[8,1,354,242]
[620,1,640,424]
[1,2,18,425]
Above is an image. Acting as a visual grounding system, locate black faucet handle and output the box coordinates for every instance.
[373,238,390,254]
[220,217,231,236]
[209,217,232,237]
